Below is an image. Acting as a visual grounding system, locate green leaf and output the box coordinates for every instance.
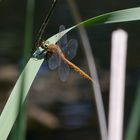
[10,0,35,140]
[0,7,140,140]
[125,79,140,140]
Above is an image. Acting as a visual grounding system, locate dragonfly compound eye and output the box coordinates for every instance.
[40,41,47,49]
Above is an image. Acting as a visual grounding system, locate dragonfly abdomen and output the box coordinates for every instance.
[59,54,93,82]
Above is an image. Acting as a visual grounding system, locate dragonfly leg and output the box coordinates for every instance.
[33,47,46,59]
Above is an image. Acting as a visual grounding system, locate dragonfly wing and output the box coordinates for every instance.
[57,25,68,49]
[58,61,70,82]
[63,39,78,60]
[48,53,60,70]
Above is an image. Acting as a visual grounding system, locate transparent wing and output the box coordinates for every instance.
[63,39,78,60]
[48,53,61,70]
[58,61,70,82]
[57,25,68,49]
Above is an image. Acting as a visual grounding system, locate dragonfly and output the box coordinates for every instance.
[33,0,93,82]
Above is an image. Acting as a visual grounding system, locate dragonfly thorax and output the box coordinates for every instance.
[44,44,62,61]
[40,41,59,53]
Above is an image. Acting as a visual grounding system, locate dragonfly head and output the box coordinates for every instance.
[32,41,49,58]
[41,41,49,50]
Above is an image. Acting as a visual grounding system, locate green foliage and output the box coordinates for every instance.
[0,6,140,140]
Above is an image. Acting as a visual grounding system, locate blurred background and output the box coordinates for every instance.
[0,0,140,140]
